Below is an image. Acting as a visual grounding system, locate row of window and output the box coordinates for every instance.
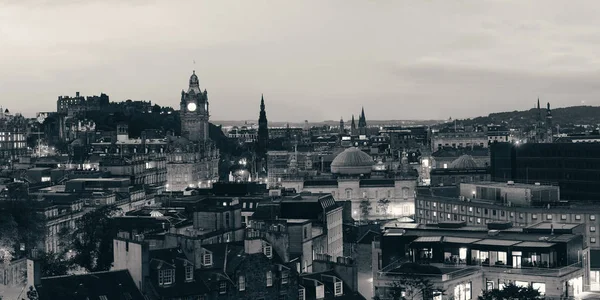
[158,265,195,286]
[419,200,598,221]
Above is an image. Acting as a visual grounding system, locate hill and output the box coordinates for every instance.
[458,106,600,128]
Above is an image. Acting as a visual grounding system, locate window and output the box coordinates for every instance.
[219,282,227,294]
[561,214,567,220]
[185,265,193,281]
[447,214,451,219]
[433,212,437,217]
[239,275,245,291]
[477,218,481,224]
[576,215,581,220]
[433,202,437,208]
[299,288,306,300]
[279,295,287,300]
[99,296,108,300]
[282,270,289,284]
[225,212,230,228]
[510,212,514,217]
[304,227,308,239]
[532,283,546,295]
[469,207,473,212]
[203,253,213,266]
[592,215,597,221]
[266,271,273,287]
[388,190,392,198]
[243,202,247,208]
[532,214,538,220]
[519,213,524,219]
[476,208,480,213]
[335,279,343,296]
[263,243,273,258]
[159,269,175,286]
[592,237,597,243]
[484,208,488,215]
[591,226,596,232]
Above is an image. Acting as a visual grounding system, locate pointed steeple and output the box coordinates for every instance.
[257,94,269,158]
[537,98,540,109]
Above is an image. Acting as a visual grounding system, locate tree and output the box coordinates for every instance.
[0,213,18,264]
[38,251,72,277]
[386,275,438,300]
[359,200,372,222]
[25,286,38,300]
[69,205,121,272]
[479,282,544,300]
[377,198,391,217]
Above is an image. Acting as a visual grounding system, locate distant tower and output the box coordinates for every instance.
[535,98,544,143]
[546,102,553,143]
[339,117,344,135]
[350,115,357,135]
[257,94,269,158]
[180,71,209,142]
[358,107,367,135]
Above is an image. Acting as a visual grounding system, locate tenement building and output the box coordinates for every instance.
[374,223,585,300]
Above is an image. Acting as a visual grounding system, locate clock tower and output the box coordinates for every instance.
[180,71,209,142]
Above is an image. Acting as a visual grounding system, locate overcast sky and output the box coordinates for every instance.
[2,0,600,122]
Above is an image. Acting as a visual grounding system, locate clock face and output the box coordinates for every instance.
[187,102,197,112]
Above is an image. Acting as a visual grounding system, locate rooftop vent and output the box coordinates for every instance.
[488,230,500,236]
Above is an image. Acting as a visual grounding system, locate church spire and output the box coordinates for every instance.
[257,94,269,159]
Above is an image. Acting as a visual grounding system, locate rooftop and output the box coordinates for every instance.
[36,270,145,300]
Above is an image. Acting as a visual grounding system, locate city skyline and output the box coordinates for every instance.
[3,1,600,121]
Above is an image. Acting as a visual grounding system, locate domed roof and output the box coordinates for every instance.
[331,147,374,175]
[449,154,478,169]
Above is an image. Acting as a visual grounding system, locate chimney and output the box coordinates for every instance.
[76,91,80,97]
[27,250,42,288]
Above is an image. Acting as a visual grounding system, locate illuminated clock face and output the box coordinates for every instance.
[187,102,197,112]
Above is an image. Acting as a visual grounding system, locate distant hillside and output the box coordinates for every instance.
[459,106,600,128]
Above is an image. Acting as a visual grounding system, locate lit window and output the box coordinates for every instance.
[546,214,552,220]
[477,218,481,224]
[239,275,245,291]
[203,253,213,266]
[219,282,227,294]
[185,265,193,281]
[266,271,273,287]
[576,215,581,220]
[591,226,596,232]
[532,214,538,220]
[592,215,597,221]
[282,270,289,284]
[592,237,597,243]
[334,279,343,296]
[561,215,567,220]
[263,243,273,258]
[158,269,175,286]
[433,212,437,217]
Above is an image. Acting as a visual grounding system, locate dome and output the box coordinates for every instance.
[331,147,374,175]
[449,155,478,169]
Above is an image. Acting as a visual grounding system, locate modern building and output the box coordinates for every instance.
[490,142,600,201]
[431,132,488,152]
[374,223,585,300]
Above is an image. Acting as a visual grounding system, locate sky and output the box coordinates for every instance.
[2,0,600,122]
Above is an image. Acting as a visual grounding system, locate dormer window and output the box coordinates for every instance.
[203,252,213,267]
[219,281,227,294]
[334,278,343,296]
[158,269,175,286]
[281,270,289,284]
[185,265,193,281]
[263,243,273,258]
[266,271,273,287]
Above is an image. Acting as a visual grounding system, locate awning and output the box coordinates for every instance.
[472,239,520,246]
[514,241,556,248]
[443,237,481,244]
[412,236,442,243]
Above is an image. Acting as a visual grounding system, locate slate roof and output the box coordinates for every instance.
[36,270,145,300]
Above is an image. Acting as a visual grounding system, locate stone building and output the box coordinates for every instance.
[281,147,417,219]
